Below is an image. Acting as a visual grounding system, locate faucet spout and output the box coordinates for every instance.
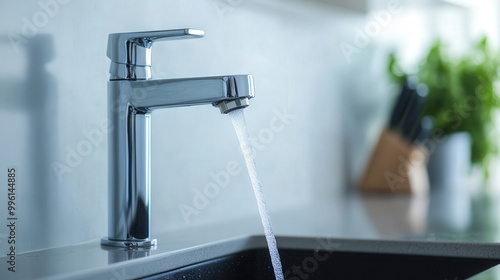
[114,75,254,111]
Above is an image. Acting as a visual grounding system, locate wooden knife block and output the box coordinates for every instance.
[359,128,429,194]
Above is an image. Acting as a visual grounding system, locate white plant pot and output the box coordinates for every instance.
[427,132,472,230]
[427,132,471,189]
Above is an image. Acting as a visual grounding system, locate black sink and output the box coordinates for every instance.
[142,247,500,280]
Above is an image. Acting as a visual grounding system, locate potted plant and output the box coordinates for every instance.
[387,38,500,186]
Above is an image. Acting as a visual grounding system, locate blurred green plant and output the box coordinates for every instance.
[388,38,500,178]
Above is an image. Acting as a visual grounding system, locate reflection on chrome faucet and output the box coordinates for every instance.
[106,247,152,265]
[101,29,255,248]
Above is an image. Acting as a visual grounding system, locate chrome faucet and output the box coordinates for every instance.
[101,29,254,248]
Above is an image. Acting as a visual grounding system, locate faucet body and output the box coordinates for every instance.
[102,29,254,248]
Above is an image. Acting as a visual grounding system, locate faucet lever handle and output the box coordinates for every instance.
[107,29,204,80]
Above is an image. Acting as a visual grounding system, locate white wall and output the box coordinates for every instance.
[1,0,495,254]
[0,0,364,254]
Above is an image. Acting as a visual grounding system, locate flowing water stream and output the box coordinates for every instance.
[228,109,284,280]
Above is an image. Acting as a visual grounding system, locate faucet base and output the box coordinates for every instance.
[101,237,157,249]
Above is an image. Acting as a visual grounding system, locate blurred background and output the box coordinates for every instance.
[0,0,500,265]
